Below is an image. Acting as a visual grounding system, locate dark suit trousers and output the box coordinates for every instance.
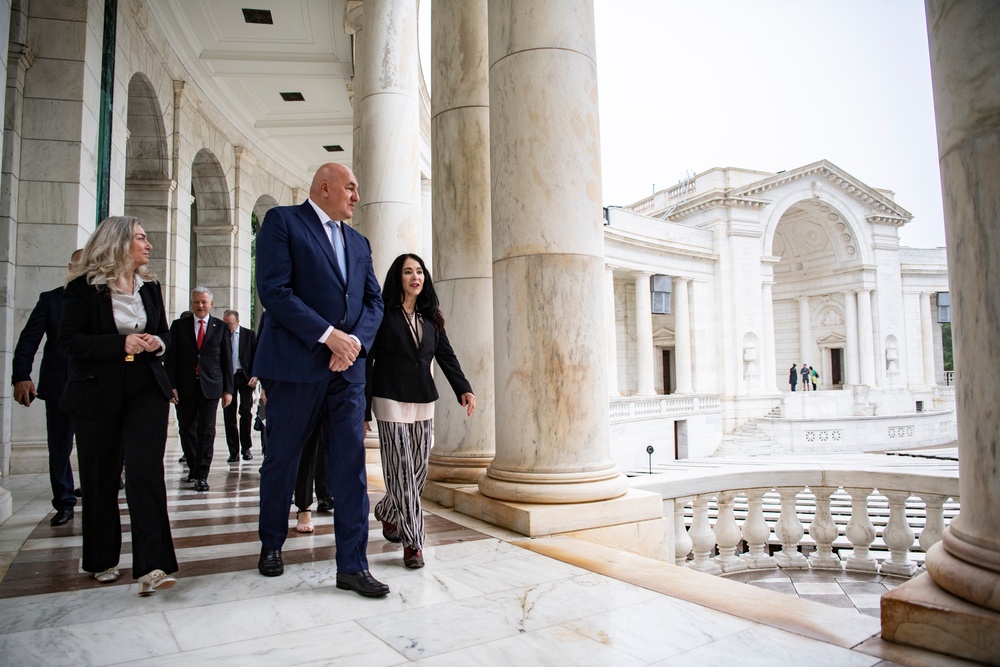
[44,400,76,511]
[73,361,177,577]
[176,384,220,481]
[259,375,369,572]
[223,370,255,457]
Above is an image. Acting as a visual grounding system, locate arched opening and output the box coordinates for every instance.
[124,73,172,292]
[250,195,279,331]
[189,150,233,309]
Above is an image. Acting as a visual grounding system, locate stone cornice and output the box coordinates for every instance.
[733,159,913,221]
[662,160,914,225]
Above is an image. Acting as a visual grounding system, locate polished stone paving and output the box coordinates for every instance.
[0,440,975,666]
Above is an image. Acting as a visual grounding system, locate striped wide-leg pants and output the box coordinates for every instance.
[374,418,433,550]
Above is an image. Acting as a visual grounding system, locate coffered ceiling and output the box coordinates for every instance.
[147,0,356,183]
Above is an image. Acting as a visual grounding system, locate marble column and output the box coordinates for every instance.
[427,0,495,484]
[605,267,619,396]
[843,290,860,385]
[920,292,937,386]
[345,1,364,230]
[673,276,693,394]
[923,0,1000,614]
[479,0,627,504]
[634,273,655,396]
[762,281,777,392]
[0,0,24,511]
[883,5,1000,663]
[796,297,812,367]
[857,288,875,386]
[353,0,421,279]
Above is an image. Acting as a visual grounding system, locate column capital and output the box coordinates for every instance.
[345,1,363,34]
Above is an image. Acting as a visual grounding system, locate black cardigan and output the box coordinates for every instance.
[365,307,472,421]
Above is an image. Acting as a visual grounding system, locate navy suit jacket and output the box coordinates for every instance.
[253,201,383,384]
[165,314,234,399]
[58,277,173,416]
[12,287,68,402]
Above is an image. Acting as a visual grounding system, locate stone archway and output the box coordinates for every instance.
[124,73,172,290]
[250,195,279,330]
[190,150,233,309]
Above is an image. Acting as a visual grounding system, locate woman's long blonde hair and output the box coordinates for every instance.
[67,216,156,289]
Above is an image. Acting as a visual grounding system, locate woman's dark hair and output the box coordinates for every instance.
[383,253,445,330]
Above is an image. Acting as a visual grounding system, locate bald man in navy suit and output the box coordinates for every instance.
[253,163,386,597]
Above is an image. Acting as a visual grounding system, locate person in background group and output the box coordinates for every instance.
[788,363,798,392]
[11,249,82,527]
[810,365,818,391]
[165,288,233,492]
[365,253,476,570]
[58,216,177,595]
[253,162,387,598]
[800,363,811,391]
[222,309,257,463]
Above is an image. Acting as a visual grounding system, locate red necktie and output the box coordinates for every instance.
[197,319,205,349]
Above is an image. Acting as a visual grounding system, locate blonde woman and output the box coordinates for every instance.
[59,216,178,595]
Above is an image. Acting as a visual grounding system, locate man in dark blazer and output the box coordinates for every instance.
[11,250,82,526]
[254,162,386,597]
[222,309,257,462]
[165,287,232,492]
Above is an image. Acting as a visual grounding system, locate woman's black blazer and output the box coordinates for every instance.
[365,307,472,420]
[58,276,173,417]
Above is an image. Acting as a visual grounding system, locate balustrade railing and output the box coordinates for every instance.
[610,394,720,423]
[634,464,959,578]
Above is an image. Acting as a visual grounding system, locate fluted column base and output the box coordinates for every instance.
[925,532,1000,612]
[427,454,492,484]
[881,570,1000,665]
[453,486,660,538]
[478,465,628,505]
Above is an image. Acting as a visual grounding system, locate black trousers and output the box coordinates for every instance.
[223,370,255,457]
[294,422,331,511]
[44,400,76,511]
[176,383,220,481]
[74,360,176,578]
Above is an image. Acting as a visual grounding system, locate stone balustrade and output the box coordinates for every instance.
[609,394,720,423]
[630,459,959,577]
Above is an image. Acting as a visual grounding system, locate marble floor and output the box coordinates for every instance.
[0,440,976,666]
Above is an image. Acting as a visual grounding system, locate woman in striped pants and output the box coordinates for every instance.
[365,254,476,569]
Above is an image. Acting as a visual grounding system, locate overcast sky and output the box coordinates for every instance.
[593,0,947,249]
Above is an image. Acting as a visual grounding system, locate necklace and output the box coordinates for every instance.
[403,307,421,345]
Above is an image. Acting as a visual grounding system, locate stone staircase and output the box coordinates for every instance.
[713,419,783,457]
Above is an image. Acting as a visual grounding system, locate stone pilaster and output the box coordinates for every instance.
[881,3,1000,663]
[634,272,654,396]
[857,288,875,386]
[673,276,692,394]
[477,0,628,505]
[427,0,495,485]
[353,0,421,279]
[920,292,936,386]
[761,280,777,392]
[344,1,364,229]
[843,290,860,385]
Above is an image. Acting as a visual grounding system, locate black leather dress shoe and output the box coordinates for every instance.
[336,569,389,597]
[242,450,253,460]
[226,455,238,463]
[316,498,334,513]
[194,479,210,492]
[258,548,284,577]
[179,456,186,464]
[50,508,74,527]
